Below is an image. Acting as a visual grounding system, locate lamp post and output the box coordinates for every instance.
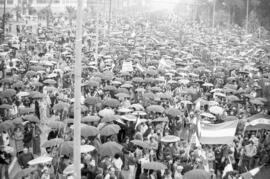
[212,0,216,28]
[2,0,6,42]
[246,0,249,32]
[73,0,83,177]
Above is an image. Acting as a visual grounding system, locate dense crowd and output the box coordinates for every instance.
[0,13,270,179]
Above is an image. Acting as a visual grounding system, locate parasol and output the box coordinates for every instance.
[142,161,167,170]
[131,140,151,149]
[160,135,180,143]
[28,156,53,165]
[99,108,115,117]
[209,106,224,115]
[23,114,39,123]
[81,115,100,123]
[147,105,165,113]
[99,141,123,157]
[165,108,181,117]
[100,124,121,136]
[42,138,64,148]
[80,145,95,153]
[84,96,101,106]
[81,126,99,137]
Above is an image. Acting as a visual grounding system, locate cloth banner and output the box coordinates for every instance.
[199,120,238,145]
[246,118,270,130]
[121,61,133,72]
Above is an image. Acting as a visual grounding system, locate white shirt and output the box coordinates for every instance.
[112,158,123,171]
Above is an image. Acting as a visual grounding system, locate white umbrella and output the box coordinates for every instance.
[28,156,52,166]
[209,106,224,115]
[160,135,180,143]
[16,91,29,97]
[63,164,84,175]
[200,112,215,118]
[202,82,214,87]
[214,92,226,98]
[80,145,95,153]
[121,114,137,122]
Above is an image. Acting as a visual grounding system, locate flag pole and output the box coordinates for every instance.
[73,0,83,176]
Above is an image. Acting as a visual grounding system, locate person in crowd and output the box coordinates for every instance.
[18,147,34,169]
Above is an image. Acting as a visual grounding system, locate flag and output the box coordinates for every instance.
[241,165,264,179]
[199,120,238,145]
[135,63,145,72]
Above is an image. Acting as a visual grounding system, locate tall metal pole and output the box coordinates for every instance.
[95,9,99,65]
[2,0,6,42]
[212,0,216,28]
[246,0,249,32]
[108,0,112,36]
[73,0,83,176]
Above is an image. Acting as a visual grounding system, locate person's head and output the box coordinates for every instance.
[176,165,183,173]
[114,153,120,159]
[23,147,29,154]
[109,166,115,175]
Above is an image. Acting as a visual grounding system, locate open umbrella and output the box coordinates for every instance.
[84,96,101,106]
[152,117,168,123]
[103,98,120,108]
[101,114,119,123]
[28,156,53,165]
[84,80,99,87]
[250,99,264,105]
[0,104,12,109]
[147,105,165,113]
[46,121,64,129]
[100,124,121,136]
[142,161,167,170]
[16,91,29,97]
[59,141,73,156]
[12,81,25,89]
[23,114,39,123]
[99,141,123,157]
[130,103,144,110]
[42,138,64,148]
[80,145,95,153]
[81,115,100,123]
[81,126,99,137]
[209,106,224,115]
[43,79,57,84]
[103,85,117,91]
[118,108,133,113]
[0,120,14,132]
[63,164,84,175]
[200,112,215,118]
[161,135,180,143]
[1,89,16,97]
[121,114,137,122]
[99,108,115,117]
[165,108,181,117]
[184,169,211,179]
[115,93,130,98]
[131,140,151,149]
[53,102,69,111]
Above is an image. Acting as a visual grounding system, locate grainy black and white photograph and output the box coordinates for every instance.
[0,0,269,178]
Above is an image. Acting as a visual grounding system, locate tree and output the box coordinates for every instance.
[255,0,270,31]
[66,6,76,26]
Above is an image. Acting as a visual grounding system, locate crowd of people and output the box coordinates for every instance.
[0,12,270,179]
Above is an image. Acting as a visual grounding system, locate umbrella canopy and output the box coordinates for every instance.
[53,102,69,111]
[200,112,216,118]
[59,141,73,156]
[84,96,101,106]
[184,169,211,179]
[43,79,57,84]
[46,121,64,129]
[81,126,99,137]
[103,98,120,108]
[101,114,119,123]
[130,103,144,110]
[165,108,181,117]
[99,141,123,157]
[63,164,84,175]
[142,161,167,170]
[147,105,165,113]
[131,140,151,149]
[121,114,137,122]
[80,145,95,153]
[42,138,64,148]
[28,156,53,165]
[99,108,115,117]
[0,104,12,109]
[209,106,224,115]
[81,115,100,123]
[23,114,39,123]
[100,124,121,136]
[160,135,180,143]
